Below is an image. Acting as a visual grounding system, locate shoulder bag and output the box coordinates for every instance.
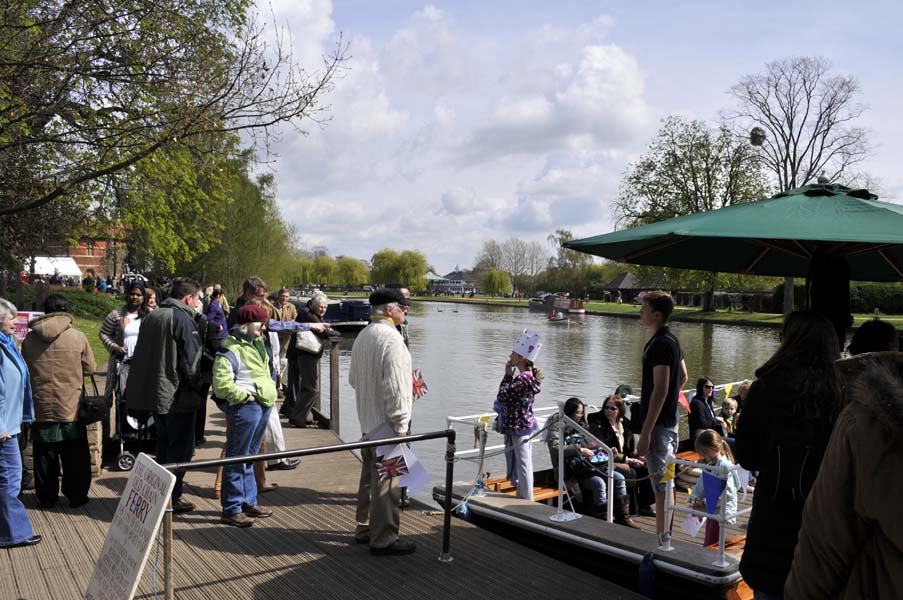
[295,330,323,355]
[77,374,109,425]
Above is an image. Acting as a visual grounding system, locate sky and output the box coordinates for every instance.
[258,0,903,275]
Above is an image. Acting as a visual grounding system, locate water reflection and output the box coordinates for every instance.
[325,301,781,502]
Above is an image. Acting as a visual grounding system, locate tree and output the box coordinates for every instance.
[615,117,769,311]
[312,255,337,285]
[369,248,429,291]
[726,56,869,191]
[482,268,511,296]
[726,57,871,315]
[370,249,400,286]
[0,0,346,217]
[335,256,370,287]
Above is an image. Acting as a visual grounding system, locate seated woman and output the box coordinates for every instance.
[547,397,637,527]
[688,376,726,441]
[588,394,656,517]
[847,318,899,355]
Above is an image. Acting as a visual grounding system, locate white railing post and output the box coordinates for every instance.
[659,457,674,552]
[550,402,581,523]
[713,463,731,567]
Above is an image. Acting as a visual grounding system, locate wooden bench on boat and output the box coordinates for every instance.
[483,474,561,503]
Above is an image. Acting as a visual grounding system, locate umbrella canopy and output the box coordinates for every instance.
[565,184,903,282]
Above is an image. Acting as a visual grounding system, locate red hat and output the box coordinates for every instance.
[236,304,268,325]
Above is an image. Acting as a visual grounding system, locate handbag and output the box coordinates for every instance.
[295,330,323,354]
[77,374,108,425]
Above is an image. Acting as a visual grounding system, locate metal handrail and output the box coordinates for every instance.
[156,429,458,600]
[551,408,616,524]
[660,456,751,567]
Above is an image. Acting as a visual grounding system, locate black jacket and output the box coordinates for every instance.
[735,376,836,594]
[688,396,725,440]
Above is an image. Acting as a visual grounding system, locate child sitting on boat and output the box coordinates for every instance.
[719,398,738,435]
[689,429,740,547]
[495,330,542,501]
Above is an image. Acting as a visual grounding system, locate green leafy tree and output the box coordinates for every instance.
[370,249,400,286]
[0,0,346,217]
[336,256,370,286]
[312,255,337,285]
[614,117,770,311]
[482,268,511,297]
[395,250,429,293]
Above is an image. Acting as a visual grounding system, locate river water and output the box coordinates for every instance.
[322,301,781,503]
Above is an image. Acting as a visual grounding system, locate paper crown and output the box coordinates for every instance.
[512,329,542,362]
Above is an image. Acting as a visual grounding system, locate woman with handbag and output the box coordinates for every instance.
[548,397,636,527]
[20,295,96,509]
[286,293,338,428]
[0,299,41,548]
[589,394,656,518]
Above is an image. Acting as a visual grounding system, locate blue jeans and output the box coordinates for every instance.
[155,412,197,502]
[221,401,271,516]
[580,471,627,507]
[0,436,35,546]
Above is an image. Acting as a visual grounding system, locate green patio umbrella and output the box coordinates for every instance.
[564,184,903,282]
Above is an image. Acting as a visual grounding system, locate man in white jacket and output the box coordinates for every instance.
[349,288,414,556]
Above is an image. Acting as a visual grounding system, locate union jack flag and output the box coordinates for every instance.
[376,454,409,480]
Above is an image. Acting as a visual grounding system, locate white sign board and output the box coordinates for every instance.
[85,454,176,600]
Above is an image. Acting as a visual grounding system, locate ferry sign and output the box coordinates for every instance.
[85,453,176,600]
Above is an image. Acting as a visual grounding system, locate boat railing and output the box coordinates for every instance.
[445,403,616,524]
[660,455,752,567]
[618,379,751,408]
[551,404,616,524]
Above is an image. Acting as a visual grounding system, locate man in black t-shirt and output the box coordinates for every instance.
[636,291,687,541]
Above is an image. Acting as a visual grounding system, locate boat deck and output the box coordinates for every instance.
[433,475,754,599]
[1,401,644,600]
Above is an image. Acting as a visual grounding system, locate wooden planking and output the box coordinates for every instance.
[2,401,644,600]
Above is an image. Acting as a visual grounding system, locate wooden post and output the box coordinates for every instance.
[329,338,340,435]
[164,498,174,600]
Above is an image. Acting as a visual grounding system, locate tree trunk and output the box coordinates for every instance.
[701,272,717,312]
[783,276,795,315]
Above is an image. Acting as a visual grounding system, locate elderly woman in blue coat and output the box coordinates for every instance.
[0,298,41,548]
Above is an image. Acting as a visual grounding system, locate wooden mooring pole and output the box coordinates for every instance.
[329,338,340,436]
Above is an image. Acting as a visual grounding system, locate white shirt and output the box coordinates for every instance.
[349,318,413,435]
[122,312,142,359]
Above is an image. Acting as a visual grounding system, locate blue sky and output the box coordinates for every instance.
[261,1,903,274]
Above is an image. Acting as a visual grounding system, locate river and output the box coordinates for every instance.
[321,301,781,503]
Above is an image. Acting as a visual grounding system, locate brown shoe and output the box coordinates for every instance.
[221,513,255,528]
[615,494,641,529]
[243,505,273,518]
[172,498,196,514]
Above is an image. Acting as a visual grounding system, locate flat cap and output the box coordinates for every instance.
[369,288,411,306]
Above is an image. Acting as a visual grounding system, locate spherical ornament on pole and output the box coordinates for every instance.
[749,127,766,147]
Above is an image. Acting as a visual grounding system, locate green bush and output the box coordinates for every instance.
[2,284,121,319]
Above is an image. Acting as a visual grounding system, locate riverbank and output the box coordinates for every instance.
[412,295,903,328]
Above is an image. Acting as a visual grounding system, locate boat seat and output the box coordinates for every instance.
[484,476,561,504]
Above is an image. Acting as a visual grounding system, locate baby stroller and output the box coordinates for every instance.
[110,358,157,471]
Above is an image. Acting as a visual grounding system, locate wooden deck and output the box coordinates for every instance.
[1,400,644,600]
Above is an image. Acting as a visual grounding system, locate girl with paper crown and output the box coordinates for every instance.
[494,329,543,501]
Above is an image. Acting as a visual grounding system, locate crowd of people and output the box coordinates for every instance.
[0,278,900,595]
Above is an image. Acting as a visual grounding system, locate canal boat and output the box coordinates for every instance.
[291,295,370,331]
[435,382,752,600]
[529,292,586,316]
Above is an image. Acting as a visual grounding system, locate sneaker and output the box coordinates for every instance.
[172,498,196,514]
[638,506,657,518]
[243,505,273,518]
[370,538,417,556]
[221,513,254,528]
[266,459,300,471]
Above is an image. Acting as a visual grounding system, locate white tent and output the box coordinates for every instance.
[29,256,83,278]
